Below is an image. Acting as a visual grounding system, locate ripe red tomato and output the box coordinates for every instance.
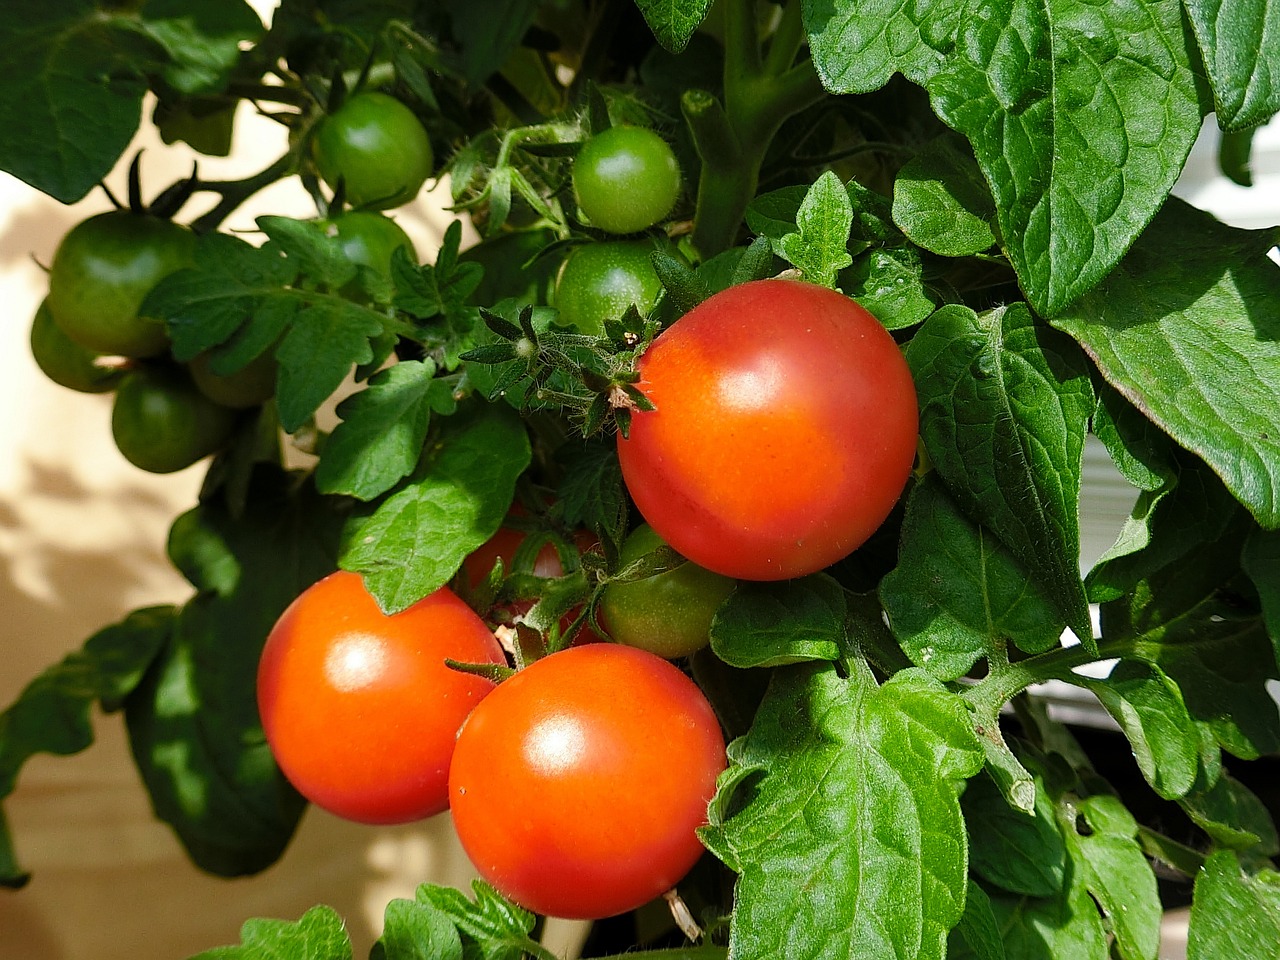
[449,644,726,919]
[617,278,917,580]
[257,571,505,825]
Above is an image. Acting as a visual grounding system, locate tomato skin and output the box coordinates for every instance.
[311,92,434,210]
[46,211,196,358]
[617,279,918,580]
[599,524,735,659]
[326,210,417,299]
[111,365,237,473]
[29,298,125,394]
[554,241,662,335]
[573,126,681,234]
[189,348,278,409]
[449,644,726,919]
[257,571,505,825]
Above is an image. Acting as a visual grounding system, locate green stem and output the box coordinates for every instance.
[1137,825,1206,878]
[763,0,806,76]
[190,153,298,233]
[960,641,1108,719]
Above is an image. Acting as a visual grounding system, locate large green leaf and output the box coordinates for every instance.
[139,0,263,95]
[963,769,1065,898]
[881,474,1063,681]
[702,662,983,960]
[906,302,1095,644]
[126,467,346,877]
[804,0,961,93]
[0,0,161,202]
[1183,0,1280,131]
[1187,851,1280,959]
[927,0,1205,315]
[1052,198,1280,529]
[709,575,845,669]
[891,135,998,258]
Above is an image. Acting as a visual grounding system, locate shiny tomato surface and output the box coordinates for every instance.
[448,644,726,919]
[617,278,918,580]
[257,571,504,824]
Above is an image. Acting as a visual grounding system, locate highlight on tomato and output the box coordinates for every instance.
[572,125,681,234]
[448,643,726,919]
[256,571,506,825]
[617,278,918,581]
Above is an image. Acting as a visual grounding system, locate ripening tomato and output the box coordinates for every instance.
[257,571,505,824]
[617,278,918,580]
[449,644,726,919]
[29,298,125,394]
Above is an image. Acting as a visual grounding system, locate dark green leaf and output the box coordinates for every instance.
[882,474,1063,681]
[1187,851,1280,959]
[0,2,162,202]
[186,904,353,960]
[1243,527,1280,661]
[805,0,961,93]
[413,881,541,960]
[652,251,709,314]
[448,0,540,83]
[906,303,1095,644]
[891,135,997,257]
[731,236,776,287]
[259,216,358,292]
[378,895,464,960]
[839,245,938,330]
[126,468,346,877]
[702,662,983,960]
[1091,383,1177,494]
[1052,197,1280,528]
[1180,772,1280,855]
[709,575,845,668]
[341,403,531,613]
[316,361,458,501]
[1183,0,1280,131]
[555,439,627,549]
[986,884,1108,960]
[139,0,263,95]
[634,0,714,52]
[778,171,857,287]
[947,882,1006,960]
[928,0,1205,315]
[275,297,385,432]
[963,770,1066,897]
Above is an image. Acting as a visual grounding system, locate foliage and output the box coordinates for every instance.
[1,0,1278,958]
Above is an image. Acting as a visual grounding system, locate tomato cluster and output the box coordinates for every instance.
[257,563,727,919]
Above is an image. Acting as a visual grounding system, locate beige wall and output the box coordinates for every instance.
[0,72,585,960]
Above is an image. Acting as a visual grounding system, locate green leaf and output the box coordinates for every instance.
[1183,0,1280,131]
[413,881,542,960]
[187,904,353,960]
[377,895,464,960]
[1059,794,1161,960]
[891,135,998,257]
[1243,527,1280,661]
[703,662,983,960]
[341,403,531,614]
[1091,383,1177,494]
[1052,197,1280,528]
[778,171,857,287]
[275,297,385,432]
[1187,851,1280,959]
[1081,659,1206,800]
[259,217,358,292]
[448,0,541,83]
[315,361,458,501]
[126,467,346,877]
[927,0,1205,315]
[0,1,161,202]
[986,883,1108,959]
[906,303,1095,645]
[0,605,173,885]
[804,0,962,93]
[882,474,1063,681]
[839,245,938,331]
[139,0,264,95]
[1180,772,1280,855]
[555,439,627,549]
[709,575,845,668]
[635,0,714,52]
[963,769,1066,897]
[947,882,1007,960]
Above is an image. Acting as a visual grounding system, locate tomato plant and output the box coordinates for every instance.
[45,210,196,358]
[110,364,238,473]
[311,92,434,210]
[29,297,125,394]
[572,125,681,234]
[5,1,1280,958]
[448,643,727,919]
[188,348,278,409]
[618,278,918,580]
[599,523,735,658]
[553,240,663,335]
[257,571,505,825]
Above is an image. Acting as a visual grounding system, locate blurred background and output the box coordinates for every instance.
[0,2,1276,954]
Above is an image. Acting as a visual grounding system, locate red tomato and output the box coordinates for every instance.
[617,278,917,580]
[256,571,505,824]
[449,644,726,919]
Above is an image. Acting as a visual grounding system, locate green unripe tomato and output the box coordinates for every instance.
[188,348,278,409]
[599,523,736,659]
[46,211,197,358]
[29,298,125,393]
[311,92,434,210]
[326,210,417,298]
[111,365,237,473]
[572,125,680,234]
[554,241,663,335]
